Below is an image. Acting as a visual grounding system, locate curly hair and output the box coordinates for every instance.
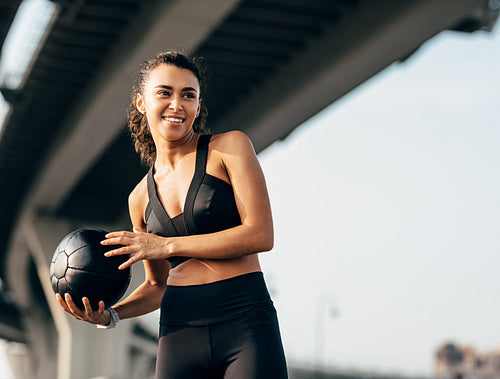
[128,51,209,167]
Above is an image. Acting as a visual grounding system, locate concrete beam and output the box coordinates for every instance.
[30,0,241,213]
[213,0,488,152]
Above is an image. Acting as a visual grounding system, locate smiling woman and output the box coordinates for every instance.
[56,51,288,379]
[136,65,202,147]
[128,51,209,167]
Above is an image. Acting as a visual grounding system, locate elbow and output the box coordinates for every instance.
[146,278,167,291]
[256,228,274,253]
[243,220,274,253]
[261,240,274,253]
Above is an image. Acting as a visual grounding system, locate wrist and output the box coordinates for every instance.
[97,308,119,329]
[165,238,177,258]
[103,309,112,324]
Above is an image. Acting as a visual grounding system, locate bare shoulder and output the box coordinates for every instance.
[209,131,255,156]
[129,174,148,205]
[128,173,149,229]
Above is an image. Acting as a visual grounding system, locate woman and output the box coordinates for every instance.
[57,51,288,378]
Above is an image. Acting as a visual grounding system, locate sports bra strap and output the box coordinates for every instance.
[145,166,156,223]
[145,165,179,237]
[184,134,211,234]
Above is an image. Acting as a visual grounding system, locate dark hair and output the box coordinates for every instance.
[128,51,209,167]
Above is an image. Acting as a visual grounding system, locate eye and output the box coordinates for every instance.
[183,92,196,99]
[157,90,170,97]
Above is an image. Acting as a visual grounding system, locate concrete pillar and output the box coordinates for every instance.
[5,342,34,379]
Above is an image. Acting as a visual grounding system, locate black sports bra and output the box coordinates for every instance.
[145,135,241,268]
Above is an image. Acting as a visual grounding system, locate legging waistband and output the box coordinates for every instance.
[160,271,274,328]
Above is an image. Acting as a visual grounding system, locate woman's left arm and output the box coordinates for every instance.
[103,131,274,269]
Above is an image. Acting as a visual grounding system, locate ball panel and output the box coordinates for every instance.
[53,232,73,257]
[64,268,131,310]
[56,277,70,295]
[53,251,68,279]
[67,242,129,277]
[51,275,58,294]
[64,228,106,257]
[49,257,55,277]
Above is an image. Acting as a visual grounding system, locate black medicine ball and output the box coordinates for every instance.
[49,228,131,310]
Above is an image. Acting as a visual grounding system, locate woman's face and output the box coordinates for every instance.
[137,64,201,142]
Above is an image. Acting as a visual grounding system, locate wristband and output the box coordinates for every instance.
[97,308,119,329]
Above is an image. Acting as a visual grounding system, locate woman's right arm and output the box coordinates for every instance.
[56,177,169,326]
[109,179,170,321]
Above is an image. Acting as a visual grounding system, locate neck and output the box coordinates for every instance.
[154,130,198,169]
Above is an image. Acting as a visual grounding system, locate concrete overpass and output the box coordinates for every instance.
[0,0,497,378]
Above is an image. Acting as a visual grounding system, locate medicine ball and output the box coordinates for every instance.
[49,228,131,310]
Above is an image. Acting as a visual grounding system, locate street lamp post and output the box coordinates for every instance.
[315,294,339,378]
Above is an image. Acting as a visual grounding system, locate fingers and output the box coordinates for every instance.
[64,293,84,317]
[101,231,138,258]
[101,231,137,246]
[56,293,71,313]
[118,256,137,270]
[56,293,107,324]
[106,230,136,238]
[56,293,85,320]
[82,296,94,317]
[101,229,151,266]
[103,240,137,269]
[81,298,106,322]
[103,245,131,257]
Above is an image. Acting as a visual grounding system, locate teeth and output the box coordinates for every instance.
[164,117,183,123]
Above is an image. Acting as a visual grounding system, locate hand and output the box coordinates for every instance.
[101,228,169,270]
[56,293,110,326]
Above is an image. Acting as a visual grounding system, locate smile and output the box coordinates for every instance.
[162,116,184,123]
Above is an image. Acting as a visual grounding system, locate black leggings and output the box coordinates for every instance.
[155,272,288,379]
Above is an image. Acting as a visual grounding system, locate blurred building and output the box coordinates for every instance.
[435,342,500,379]
[289,366,425,379]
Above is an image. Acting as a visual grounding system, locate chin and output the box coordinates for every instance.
[165,128,194,142]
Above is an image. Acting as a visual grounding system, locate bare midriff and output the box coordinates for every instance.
[165,254,261,286]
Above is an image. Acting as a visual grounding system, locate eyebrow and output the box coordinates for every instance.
[154,85,198,93]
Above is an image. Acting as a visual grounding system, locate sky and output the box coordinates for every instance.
[1,11,499,379]
[257,25,500,376]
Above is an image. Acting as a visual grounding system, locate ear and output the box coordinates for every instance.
[195,98,201,118]
[136,93,146,114]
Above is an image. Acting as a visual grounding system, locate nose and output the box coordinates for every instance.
[169,95,182,111]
